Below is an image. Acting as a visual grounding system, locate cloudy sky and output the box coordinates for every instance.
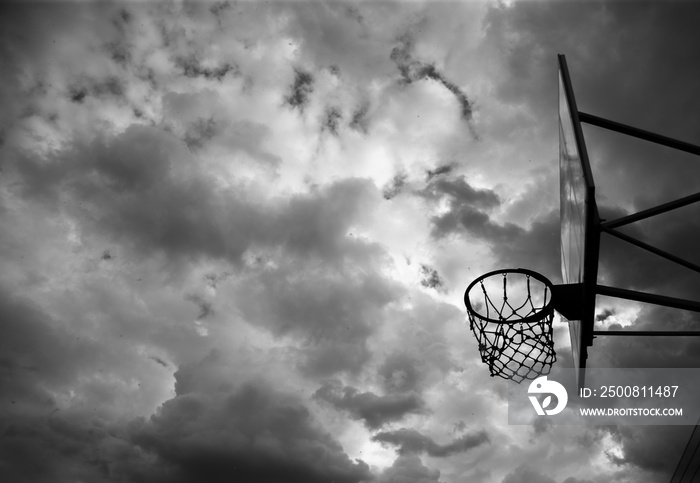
[2,1,700,482]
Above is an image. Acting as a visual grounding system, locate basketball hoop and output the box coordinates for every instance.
[464,268,557,383]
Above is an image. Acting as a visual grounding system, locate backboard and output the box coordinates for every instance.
[466,55,700,390]
[558,54,599,389]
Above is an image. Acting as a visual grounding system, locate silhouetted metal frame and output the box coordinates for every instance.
[468,57,700,391]
[601,191,700,230]
[578,112,700,156]
[596,285,700,313]
[558,55,700,342]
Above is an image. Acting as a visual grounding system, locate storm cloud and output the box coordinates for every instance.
[314,380,424,429]
[1,2,699,482]
[372,427,490,457]
[130,380,372,483]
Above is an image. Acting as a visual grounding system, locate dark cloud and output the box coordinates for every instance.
[372,427,489,457]
[378,352,421,393]
[173,349,232,396]
[1,333,373,483]
[156,12,183,49]
[176,55,238,81]
[66,77,124,103]
[10,126,382,268]
[0,411,133,483]
[480,1,607,132]
[349,100,370,133]
[0,3,119,81]
[130,380,372,483]
[149,356,169,368]
[108,6,132,39]
[390,33,474,123]
[223,121,281,166]
[343,5,364,26]
[105,39,131,67]
[420,264,444,290]
[383,173,407,200]
[268,178,384,261]
[0,283,205,481]
[595,308,615,323]
[91,77,125,98]
[426,163,454,181]
[209,1,231,18]
[496,211,560,277]
[500,465,556,483]
[118,7,131,25]
[281,2,392,85]
[285,68,314,112]
[605,426,691,477]
[314,380,424,429]
[390,33,419,85]
[185,293,213,321]
[9,123,393,377]
[183,116,218,150]
[235,256,396,376]
[375,455,441,483]
[420,176,500,210]
[419,63,473,121]
[572,428,606,451]
[69,87,88,103]
[1,378,372,483]
[11,125,254,264]
[204,271,231,290]
[328,64,341,77]
[530,416,553,439]
[162,93,285,164]
[421,176,559,277]
[429,195,506,240]
[322,105,343,136]
[0,289,113,410]
[590,3,700,147]
[379,298,460,382]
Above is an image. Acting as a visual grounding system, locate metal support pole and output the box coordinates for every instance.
[578,111,700,156]
[596,285,700,313]
[601,191,700,229]
[593,330,700,337]
[600,226,700,275]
